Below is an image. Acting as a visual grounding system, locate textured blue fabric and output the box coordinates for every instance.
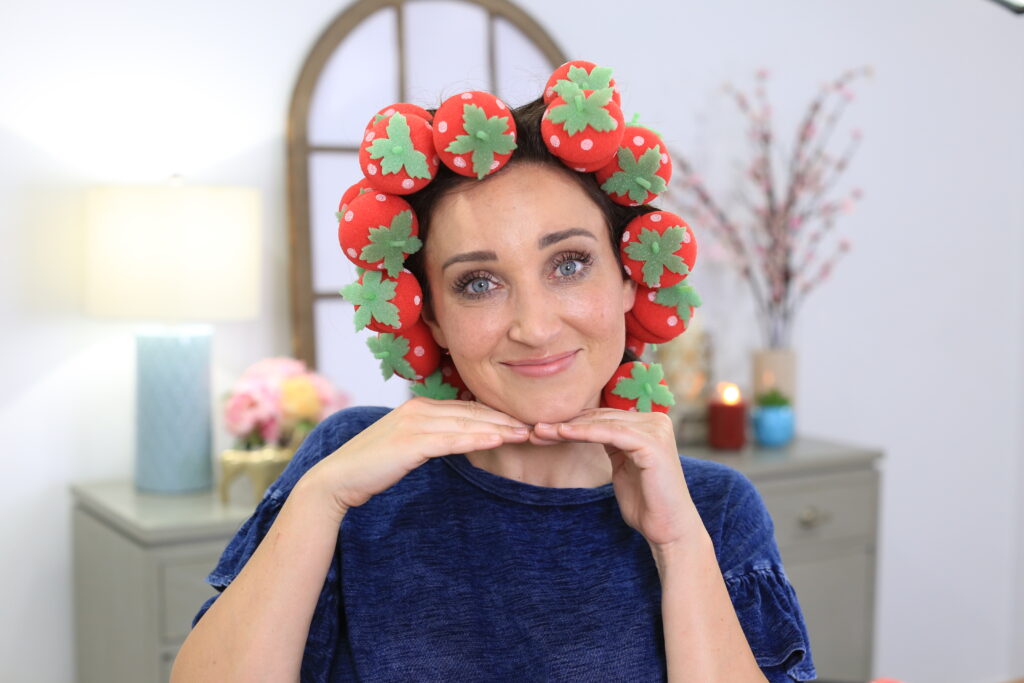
[192,405,817,682]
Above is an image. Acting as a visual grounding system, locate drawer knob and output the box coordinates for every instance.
[798,505,830,528]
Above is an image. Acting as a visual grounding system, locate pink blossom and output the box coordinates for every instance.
[259,418,281,446]
[223,380,277,438]
[308,373,350,420]
[242,357,307,385]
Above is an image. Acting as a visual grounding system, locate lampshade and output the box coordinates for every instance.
[84,185,260,321]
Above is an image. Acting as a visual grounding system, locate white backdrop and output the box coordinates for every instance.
[0,1,1022,682]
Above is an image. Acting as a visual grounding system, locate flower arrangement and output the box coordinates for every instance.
[664,66,872,348]
[223,357,349,450]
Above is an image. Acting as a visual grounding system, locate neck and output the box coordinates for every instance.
[465,438,613,489]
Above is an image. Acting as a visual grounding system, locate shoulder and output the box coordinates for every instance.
[265,405,395,501]
[678,454,780,578]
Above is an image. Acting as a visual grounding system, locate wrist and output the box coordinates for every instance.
[649,526,714,574]
[292,472,349,525]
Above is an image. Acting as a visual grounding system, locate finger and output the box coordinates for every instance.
[542,420,652,456]
[417,397,530,429]
[419,429,528,459]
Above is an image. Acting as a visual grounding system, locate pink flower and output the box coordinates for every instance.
[224,381,276,438]
[242,357,307,385]
[307,373,350,420]
[259,417,281,446]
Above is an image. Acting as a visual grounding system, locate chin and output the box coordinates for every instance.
[499,391,599,425]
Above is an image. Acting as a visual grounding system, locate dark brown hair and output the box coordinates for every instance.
[403,95,649,365]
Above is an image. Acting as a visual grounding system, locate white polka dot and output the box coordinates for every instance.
[415,374,423,380]
[496,100,506,110]
[683,231,691,243]
[574,167,587,172]
[549,135,561,148]
[661,153,669,164]
[377,262,384,269]
[438,120,448,133]
[667,315,679,326]
[647,291,656,302]
[629,406,638,412]
[375,193,387,202]
[401,178,415,189]
[367,163,378,176]
[580,138,594,151]
[490,160,499,170]
[629,201,641,207]
[650,213,662,222]
[622,231,630,242]
[365,131,375,142]
[432,155,439,165]
[385,108,395,116]
[632,135,645,146]
[413,295,421,305]
[344,210,354,222]
[624,265,632,275]
[461,92,472,100]
[545,87,554,98]
[414,345,425,357]
[346,248,357,258]
[453,156,467,168]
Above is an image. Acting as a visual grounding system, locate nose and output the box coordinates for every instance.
[507,283,563,348]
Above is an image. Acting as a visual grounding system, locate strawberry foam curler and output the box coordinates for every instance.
[543,60,622,108]
[601,361,675,413]
[619,210,697,289]
[337,178,376,216]
[625,282,702,344]
[364,102,434,132]
[366,319,441,381]
[359,111,439,195]
[595,121,673,206]
[432,91,518,179]
[339,268,423,334]
[410,355,475,401]
[337,191,422,276]
[541,78,625,172]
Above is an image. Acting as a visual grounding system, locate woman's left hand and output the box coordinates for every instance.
[531,409,706,552]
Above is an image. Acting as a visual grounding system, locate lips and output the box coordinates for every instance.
[501,350,579,378]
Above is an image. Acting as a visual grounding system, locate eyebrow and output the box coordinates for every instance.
[441,228,597,271]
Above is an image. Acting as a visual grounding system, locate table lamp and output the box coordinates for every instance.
[84,183,261,493]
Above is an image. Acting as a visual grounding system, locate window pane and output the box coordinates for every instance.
[308,7,399,147]
[309,151,361,293]
[493,17,553,108]
[315,298,413,409]
[404,1,490,107]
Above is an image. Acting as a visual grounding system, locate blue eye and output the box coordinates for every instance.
[452,249,594,300]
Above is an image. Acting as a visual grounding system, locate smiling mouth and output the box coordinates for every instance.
[500,350,579,377]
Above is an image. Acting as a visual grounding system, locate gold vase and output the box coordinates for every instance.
[752,347,797,407]
[218,445,296,505]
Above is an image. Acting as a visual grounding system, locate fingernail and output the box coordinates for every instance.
[535,422,550,429]
[513,427,529,434]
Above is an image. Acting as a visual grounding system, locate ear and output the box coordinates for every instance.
[621,274,638,314]
[420,301,450,350]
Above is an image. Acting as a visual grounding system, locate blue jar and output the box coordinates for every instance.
[751,405,795,447]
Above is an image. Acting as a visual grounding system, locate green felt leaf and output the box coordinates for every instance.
[366,333,414,380]
[444,103,517,179]
[654,283,702,324]
[611,362,675,412]
[625,226,690,287]
[339,271,400,331]
[566,64,613,91]
[367,113,432,179]
[359,210,422,277]
[410,370,459,400]
[548,83,617,136]
[601,147,668,203]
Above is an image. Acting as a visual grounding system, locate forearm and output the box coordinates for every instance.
[171,476,347,683]
[652,531,768,683]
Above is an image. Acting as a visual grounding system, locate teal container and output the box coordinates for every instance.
[751,405,795,447]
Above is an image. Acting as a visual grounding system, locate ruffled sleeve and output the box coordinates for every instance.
[715,468,818,682]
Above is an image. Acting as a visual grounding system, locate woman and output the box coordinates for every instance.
[172,83,816,683]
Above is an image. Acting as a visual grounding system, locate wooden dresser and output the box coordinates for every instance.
[71,434,882,683]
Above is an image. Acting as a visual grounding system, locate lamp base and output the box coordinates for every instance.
[134,327,213,493]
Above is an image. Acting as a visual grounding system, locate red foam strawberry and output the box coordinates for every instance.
[543,60,622,108]
[366,319,440,381]
[541,79,625,172]
[340,268,423,334]
[432,91,517,179]
[337,191,422,277]
[626,282,702,344]
[625,334,646,358]
[595,124,672,206]
[619,210,697,288]
[364,103,434,133]
[601,361,675,413]
[359,111,439,194]
[410,355,474,401]
[337,178,375,216]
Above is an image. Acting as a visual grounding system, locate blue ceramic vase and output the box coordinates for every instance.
[751,405,795,447]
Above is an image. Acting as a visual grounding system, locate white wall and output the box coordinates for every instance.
[1,1,1021,682]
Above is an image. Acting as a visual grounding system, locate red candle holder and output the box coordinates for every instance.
[708,382,746,450]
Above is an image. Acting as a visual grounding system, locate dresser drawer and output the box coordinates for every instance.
[159,554,223,644]
[755,468,878,551]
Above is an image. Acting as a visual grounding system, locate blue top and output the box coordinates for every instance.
[192,405,817,682]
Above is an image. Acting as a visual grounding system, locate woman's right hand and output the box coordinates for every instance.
[298,396,531,520]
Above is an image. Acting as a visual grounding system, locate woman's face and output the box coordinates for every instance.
[421,162,637,425]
